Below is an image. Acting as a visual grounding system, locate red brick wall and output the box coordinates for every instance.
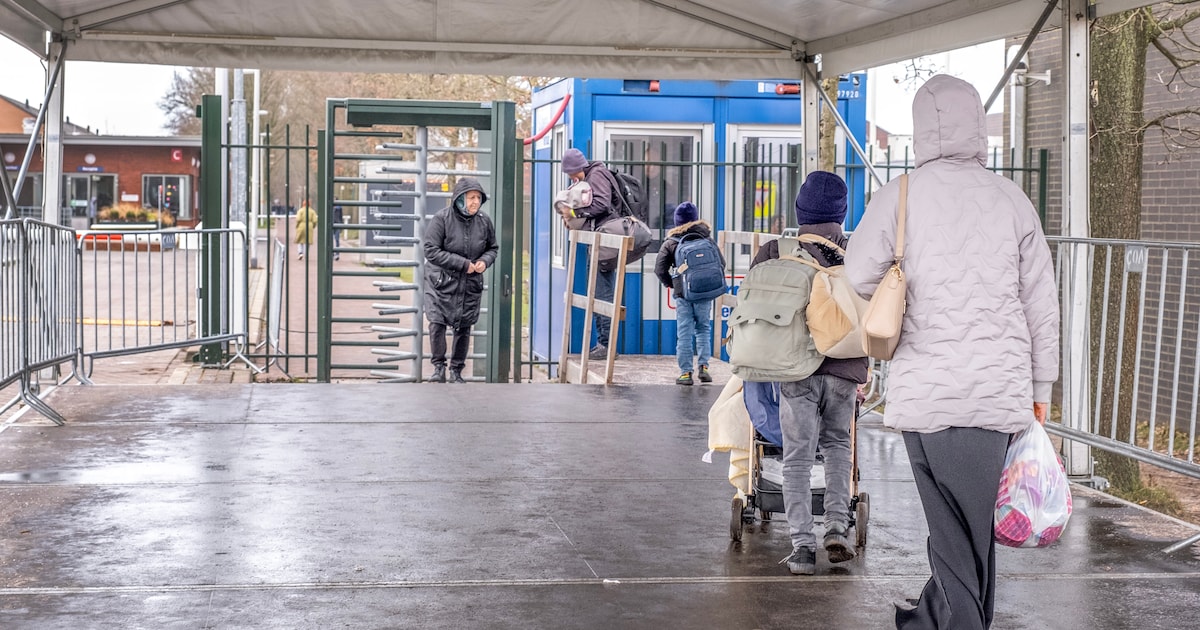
[61,144,199,204]
[1,140,200,222]
[0,100,33,134]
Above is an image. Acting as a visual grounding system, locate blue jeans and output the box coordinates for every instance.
[593,267,616,347]
[675,297,713,373]
[779,374,857,551]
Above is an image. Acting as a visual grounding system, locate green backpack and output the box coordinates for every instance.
[725,238,825,383]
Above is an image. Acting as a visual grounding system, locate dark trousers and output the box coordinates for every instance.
[429,322,472,371]
[898,427,1009,630]
[593,267,616,347]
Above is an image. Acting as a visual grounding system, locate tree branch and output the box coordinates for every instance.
[1140,107,1200,153]
[1155,5,1200,35]
[1141,107,1200,129]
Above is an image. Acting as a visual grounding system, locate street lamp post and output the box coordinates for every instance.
[246,69,266,268]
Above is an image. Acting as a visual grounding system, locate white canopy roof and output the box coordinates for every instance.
[0,0,1158,79]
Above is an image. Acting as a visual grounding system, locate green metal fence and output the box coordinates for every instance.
[513,142,1050,381]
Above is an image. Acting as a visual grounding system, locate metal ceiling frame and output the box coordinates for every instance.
[640,0,803,53]
[65,0,194,34]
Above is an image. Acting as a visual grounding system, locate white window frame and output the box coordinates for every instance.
[142,174,193,220]
[725,124,804,234]
[550,126,569,269]
[594,121,715,227]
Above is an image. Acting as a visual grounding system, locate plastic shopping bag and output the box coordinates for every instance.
[994,421,1073,548]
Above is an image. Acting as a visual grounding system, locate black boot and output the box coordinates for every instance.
[429,366,446,383]
[449,369,466,383]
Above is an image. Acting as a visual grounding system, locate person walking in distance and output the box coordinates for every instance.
[653,201,724,386]
[295,199,317,259]
[331,204,344,261]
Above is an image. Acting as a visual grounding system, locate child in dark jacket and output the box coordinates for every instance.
[751,171,868,576]
[654,202,725,386]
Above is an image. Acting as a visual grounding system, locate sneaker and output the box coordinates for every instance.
[780,547,816,575]
[824,522,856,563]
[588,344,608,360]
[697,365,712,383]
[676,372,693,386]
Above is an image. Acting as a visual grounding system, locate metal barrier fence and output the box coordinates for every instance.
[850,235,1198,549]
[1,221,20,392]
[1,218,80,425]
[1048,236,1200,482]
[78,227,251,372]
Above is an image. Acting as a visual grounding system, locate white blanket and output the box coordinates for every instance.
[705,375,753,495]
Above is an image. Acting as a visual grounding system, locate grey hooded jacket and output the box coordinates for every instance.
[843,75,1060,434]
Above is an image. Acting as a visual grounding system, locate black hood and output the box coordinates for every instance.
[451,177,488,217]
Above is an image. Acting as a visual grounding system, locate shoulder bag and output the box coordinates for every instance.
[860,173,909,360]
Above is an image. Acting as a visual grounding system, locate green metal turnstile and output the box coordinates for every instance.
[317,99,517,383]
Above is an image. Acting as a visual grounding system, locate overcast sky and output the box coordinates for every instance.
[0,37,1006,138]
[0,39,185,136]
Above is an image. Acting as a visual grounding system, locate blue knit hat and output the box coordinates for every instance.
[794,171,848,225]
[673,201,699,226]
[561,148,588,174]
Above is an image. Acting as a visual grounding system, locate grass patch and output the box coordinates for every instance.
[1134,423,1200,459]
[1111,485,1185,517]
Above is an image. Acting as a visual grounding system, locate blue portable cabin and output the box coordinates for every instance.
[529,77,868,367]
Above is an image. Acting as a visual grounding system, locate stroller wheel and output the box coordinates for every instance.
[730,497,745,542]
[855,492,870,548]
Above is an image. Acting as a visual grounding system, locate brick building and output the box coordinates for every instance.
[1,94,201,227]
[1012,12,1200,239]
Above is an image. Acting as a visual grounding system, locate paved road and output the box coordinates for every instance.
[1,384,1198,629]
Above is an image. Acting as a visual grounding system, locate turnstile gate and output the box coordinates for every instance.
[317,99,518,383]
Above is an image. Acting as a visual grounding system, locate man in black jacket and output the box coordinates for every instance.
[422,177,499,383]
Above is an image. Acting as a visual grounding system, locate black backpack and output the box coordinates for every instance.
[605,168,650,224]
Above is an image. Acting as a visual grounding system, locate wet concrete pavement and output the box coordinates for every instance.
[1,383,1199,629]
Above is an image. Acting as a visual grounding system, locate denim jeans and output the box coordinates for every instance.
[593,267,616,347]
[675,297,713,373]
[779,373,857,551]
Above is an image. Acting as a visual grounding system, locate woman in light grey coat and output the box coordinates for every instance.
[845,74,1059,630]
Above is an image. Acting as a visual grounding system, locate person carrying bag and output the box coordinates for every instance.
[844,75,1060,629]
[860,174,908,360]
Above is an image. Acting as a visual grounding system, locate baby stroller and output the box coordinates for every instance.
[729,381,869,548]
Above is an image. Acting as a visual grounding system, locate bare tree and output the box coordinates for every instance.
[158,67,213,135]
[160,69,550,207]
[1089,2,1200,494]
[890,57,944,89]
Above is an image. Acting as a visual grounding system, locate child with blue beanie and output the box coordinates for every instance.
[653,201,725,385]
[751,170,868,575]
